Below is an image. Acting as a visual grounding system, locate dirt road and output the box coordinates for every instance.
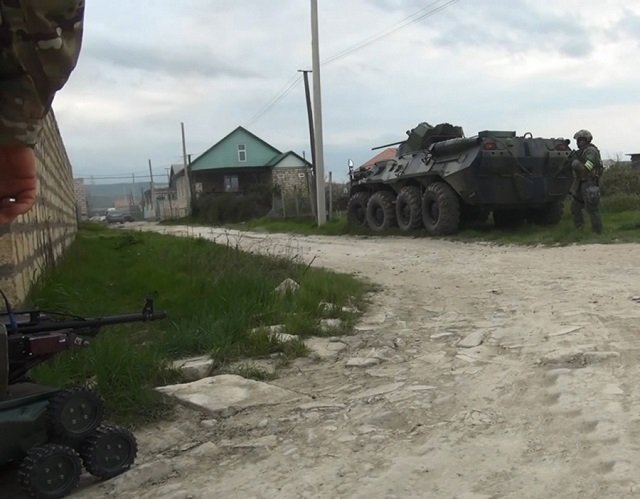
[32,225,640,498]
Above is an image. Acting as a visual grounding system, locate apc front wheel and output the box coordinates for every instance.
[347,192,370,228]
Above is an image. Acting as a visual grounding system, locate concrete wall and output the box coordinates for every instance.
[272,167,310,195]
[172,174,190,218]
[0,111,77,305]
[271,167,314,217]
[73,178,88,220]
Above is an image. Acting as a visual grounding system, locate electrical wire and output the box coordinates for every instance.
[323,0,459,65]
[245,73,302,127]
[81,1,462,177]
[246,0,460,126]
[75,174,153,180]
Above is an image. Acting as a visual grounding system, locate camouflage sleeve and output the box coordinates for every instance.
[583,145,602,174]
[0,0,84,146]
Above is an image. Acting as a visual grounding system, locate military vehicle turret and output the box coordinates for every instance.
[347,122,572,235]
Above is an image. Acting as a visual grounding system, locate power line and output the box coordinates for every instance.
[245,73,302,127]
[76,170,149,177]
[322,0,459,65]
[75,174,153,180]
[245,0,459,126]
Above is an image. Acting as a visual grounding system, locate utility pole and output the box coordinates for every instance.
[130,173,136,207]
[298,69,317,218]
[311,0,327,225]
[148,159,156,219]
[181,122,192,216]
[166,167,174,219]
[328,171,333,221]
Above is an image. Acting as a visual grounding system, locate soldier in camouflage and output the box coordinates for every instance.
[0,0,84,225]
[570,129,603,234]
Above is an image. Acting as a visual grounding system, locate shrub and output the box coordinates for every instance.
[193,184,273,224]
[601,193,640,213]
[601,163,640,196]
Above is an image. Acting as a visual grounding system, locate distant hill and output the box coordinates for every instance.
[83,182,151,210]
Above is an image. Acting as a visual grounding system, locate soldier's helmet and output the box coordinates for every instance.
[573,129,593,142]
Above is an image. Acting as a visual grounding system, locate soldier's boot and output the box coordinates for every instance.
[570,199,584,230]
[589,210,603,234]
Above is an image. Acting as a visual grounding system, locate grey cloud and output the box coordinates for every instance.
[614,10,640,43]
[429,2,593,58]
[86,37,257,79]
[363,0,404,10]
[362,0,430,12]
[362,0,593,58]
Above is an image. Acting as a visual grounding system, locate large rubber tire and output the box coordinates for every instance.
[421,182,460,235]
[366,191,397,232]
[80,424,138,479]
[493,209,526,229]
[19,444,82,499]
[395,186,422,232]
[527,201,564,226]
[47,388,105,441]
[346,191,370,228]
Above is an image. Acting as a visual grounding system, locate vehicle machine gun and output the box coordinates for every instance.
[0,294,166,498]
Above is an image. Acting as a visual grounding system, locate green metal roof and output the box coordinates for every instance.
[190,126,282,171]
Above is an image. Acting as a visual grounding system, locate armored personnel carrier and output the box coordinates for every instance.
[347,122,572,235]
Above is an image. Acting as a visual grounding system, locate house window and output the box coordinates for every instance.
[224,175,239,192]
[237,144,246,162]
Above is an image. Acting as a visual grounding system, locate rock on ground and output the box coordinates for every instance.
[156,374,309,417]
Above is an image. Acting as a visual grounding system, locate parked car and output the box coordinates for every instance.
[105,209,134,224]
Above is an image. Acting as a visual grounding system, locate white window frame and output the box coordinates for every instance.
[237,144,246,162]
[224,174,239,193]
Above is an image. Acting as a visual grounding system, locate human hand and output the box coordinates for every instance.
[0,145,37,225]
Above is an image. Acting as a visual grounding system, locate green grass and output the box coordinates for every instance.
[209,205,640,246]
[451,208,640,246]
[227,214,353,236]
[27,225,369,424]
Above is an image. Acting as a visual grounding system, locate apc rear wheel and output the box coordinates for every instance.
[421,182,460,235]
[366,191,397,232]
[396,186,422,232]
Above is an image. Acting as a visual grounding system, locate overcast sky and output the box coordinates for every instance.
[53,0,640,183]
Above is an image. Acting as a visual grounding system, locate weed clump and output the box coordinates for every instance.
[28,229,368,424]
